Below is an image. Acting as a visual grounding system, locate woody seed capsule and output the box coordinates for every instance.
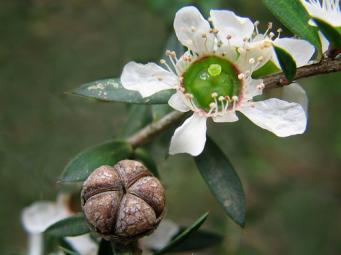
[81,160,165,243]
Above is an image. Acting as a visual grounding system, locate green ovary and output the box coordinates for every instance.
[182,56,242,111]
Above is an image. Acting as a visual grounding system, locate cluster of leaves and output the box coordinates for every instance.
[45,0,341,254]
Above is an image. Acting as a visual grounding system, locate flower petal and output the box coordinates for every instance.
[121,62,178,98]
[280,83,308,115]
[168,91,191,112]
[274,38,315,67]
[239,98,307,137]
[210,9,254,46]
[21,201,69,234]
[174,6,214,54]
[65,235,98,255]
[243,78,265,100]
[234,39,274,72]
[169,113,207,156]
[212,111,239,123]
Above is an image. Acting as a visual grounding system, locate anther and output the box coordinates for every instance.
[211,92,218,98]
[209,102,216,109]
[257,56,264,62]
[160,59,166,64]
[226,34,232,40]
[232,96,239,101]
[191,26,196,32]
[238,73,245,80]
[218,96,225,101]
[249,58,255,64]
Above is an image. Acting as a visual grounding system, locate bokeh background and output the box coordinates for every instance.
[1,0,340,254]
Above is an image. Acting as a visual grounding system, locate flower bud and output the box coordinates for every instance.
[81,160,165,243]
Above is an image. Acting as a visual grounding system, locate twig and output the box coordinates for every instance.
[263,58,341,89]
[127,58,341,148]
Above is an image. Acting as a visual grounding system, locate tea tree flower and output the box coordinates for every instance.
[301,0,341,27]
[121,6,307,156]
[21,194,97,255]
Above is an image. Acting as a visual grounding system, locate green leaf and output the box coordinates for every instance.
[195,137,245,227]
[166,228,223,253]
[70,78,174,104]
[45,214,90,237]
[274,45,297,82]
[313,18,341,48]
[98,239,113,255]
[252,60,280,78]
[121,105,152,138]
[263,0,321,51]
[59,247,81,255]
[153,212,209,255]
[60,141,133,183]
[133,148,160,178]
[151,104,173,122]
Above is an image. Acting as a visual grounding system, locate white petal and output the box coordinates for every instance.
[213,111,239,122]
[274,38,315,67]
[168,91,191,112]
[239,98,307,137]
[141,219,179,251]
[121,62,178,98]
[243,78,264,100]
[301,0,341,27]
[169,113,207,156]
[66,235,98,255]
[235,39,273,72]
[210,9,254,46]
[21,201,69,234]
[280,83,308,115]
[174,6,214,54]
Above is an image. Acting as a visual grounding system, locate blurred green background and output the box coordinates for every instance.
[1,0,340,254]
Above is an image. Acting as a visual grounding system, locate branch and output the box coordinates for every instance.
[263,58,341,89]
[128,58,341,148]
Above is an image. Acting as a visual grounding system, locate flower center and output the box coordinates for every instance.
[182,56,242,112]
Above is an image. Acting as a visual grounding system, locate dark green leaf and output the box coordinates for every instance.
[166,228,223,253]
[45,214,90,237]
[98,239,113,255]
[313,18,341,48]
[69,78,174,104]
[60,141,132,183]
[121,105,152,138]
[252,60,280,78]
[263,0,321,51]
[151,104,172,122]
[195,137,245,227]
[133,148,160,178]
[59,247,81,255]
[153,212,209,255]
[274,45,297,82]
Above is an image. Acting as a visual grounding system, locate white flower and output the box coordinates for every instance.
[301,0,341,27]
[21,194,98,255]
[301,0,341,52]
[121,6,307,156]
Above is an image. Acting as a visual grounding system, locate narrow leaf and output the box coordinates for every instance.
[274,45,297,82]
[133,148,160,178]
[313,18,341,48]
[263,0,321,51]
[195,137,245,227]
[166,228,223,252]
[98,239,113,255]
[45,214,90,237]
[60,141,132,183]
[252,60,280,78]
[121,105,152,138]
[154,212,209,255]
[69,78,174,104]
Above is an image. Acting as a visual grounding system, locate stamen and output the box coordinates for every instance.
[160,59,175,74]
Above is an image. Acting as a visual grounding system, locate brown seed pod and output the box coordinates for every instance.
[81,160,165,243]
